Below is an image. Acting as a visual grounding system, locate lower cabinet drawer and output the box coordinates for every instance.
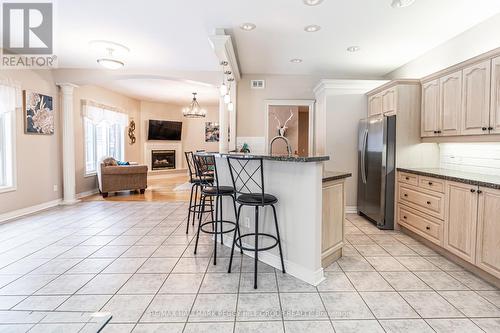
[419,176,445,193]
[399,184,445,219]
[398,204,443,245]
[399,172,418,186]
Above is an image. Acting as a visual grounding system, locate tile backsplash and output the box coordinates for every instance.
[439,143,500,176]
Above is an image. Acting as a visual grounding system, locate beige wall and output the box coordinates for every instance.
[0,70,62,215]
[139,101,219,169]
[74,85,141,195]
[268,106,299,155]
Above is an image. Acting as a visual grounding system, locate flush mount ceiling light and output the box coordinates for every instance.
[391,0,416,8]
[303,0,324,6]
[347,46,360,52]
[182,93,206,118]
[304,24,321,32]
[290,58,303,63]
[89,40,129,70]
[240,23,256,31]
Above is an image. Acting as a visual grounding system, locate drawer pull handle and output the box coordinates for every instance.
[404,194,408,197]
[403,215,407,219]
[471,189,476,193]
[426,226,431,230]
[405,177,410,180]
[428,182,433,185]
[426,201,431,205]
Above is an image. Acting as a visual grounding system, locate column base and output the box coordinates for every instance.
[61,199,81,206]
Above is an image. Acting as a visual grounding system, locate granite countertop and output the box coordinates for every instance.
[397,168,500,190]
[323,171,352,182]
[197,151,330,163]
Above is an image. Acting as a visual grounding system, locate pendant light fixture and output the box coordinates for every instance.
[182,92,206,118]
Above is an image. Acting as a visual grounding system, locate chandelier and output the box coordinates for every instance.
[182,92,206,118]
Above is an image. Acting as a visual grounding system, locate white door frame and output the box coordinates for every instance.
[264,99,315,155]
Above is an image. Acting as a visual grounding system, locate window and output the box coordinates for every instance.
[82,103,127,175]
[0,84,16,191]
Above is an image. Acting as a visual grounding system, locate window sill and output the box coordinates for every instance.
[0,186,16,194]
[84,172,97,178]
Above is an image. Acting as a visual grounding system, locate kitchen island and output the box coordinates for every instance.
[206,152,349,285]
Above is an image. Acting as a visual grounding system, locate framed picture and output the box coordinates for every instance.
[205,122,219,142]
[24,90,54,135]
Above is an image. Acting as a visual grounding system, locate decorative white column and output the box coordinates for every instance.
[57,83,79,205]
[218,94,229,153]
[229,81,237,151]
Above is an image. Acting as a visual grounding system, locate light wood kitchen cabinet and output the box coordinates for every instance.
[382,88,397,115]
[440,71,462,136]
[322,179,345,267]
[475,187,500,278]
[444,181,478,263]
[421,79,440,137]
[461,60,491,135]
[491,56,500,134]
[368,93,382,117]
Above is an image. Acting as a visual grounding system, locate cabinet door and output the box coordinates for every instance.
[382,88,397,115]
[490,56,500,134]
[461,60,491,135]
[322,181,344,256]
[440,71,462,136]
[368,93,382,117]
[444,181,478,263]
[421,79,440,137]
[476,187,500,278]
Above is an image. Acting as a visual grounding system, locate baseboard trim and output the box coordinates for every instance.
[222,235,325,286]
[76,189,99,199]
[0,199,62,224]
[346,206,358,214]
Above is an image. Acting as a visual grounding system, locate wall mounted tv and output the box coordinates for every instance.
[147,120,182,141]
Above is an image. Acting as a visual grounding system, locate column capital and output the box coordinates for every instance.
[57,83,78,94]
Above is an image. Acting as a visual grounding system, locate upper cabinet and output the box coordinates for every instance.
[382,88,397,116]
[421,80,440,137]
[491,56,500,134]
[440,71,462,136]
[368,93,382,117]
[461,60,491,135]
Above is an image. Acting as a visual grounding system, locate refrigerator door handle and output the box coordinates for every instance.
[361,129,368,184]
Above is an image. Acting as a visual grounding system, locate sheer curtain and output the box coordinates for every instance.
[0,83,19,189]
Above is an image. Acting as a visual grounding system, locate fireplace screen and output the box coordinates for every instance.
[151,150,175,170]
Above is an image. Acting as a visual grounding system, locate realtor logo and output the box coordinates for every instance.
[3,2,53,54]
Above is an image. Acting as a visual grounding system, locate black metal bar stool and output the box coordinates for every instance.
[185,151,214,234]
[193,153,241,265]
[226,156,285,289]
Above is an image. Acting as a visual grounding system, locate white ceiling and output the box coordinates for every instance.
[53,0,500,101]
[100,78,219,105]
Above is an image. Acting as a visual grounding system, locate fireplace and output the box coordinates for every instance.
[151,150,176,170]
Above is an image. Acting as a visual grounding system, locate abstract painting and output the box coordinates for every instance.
[205,122,219,142]
[24,90,54,135]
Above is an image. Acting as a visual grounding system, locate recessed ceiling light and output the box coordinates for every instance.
[347,46,360,52]
[304,24,321,32]
[391,0,416,8]
[240,23,256,31]
[97,58,124,70]
[290,58,303,63]
[303,0,324,6]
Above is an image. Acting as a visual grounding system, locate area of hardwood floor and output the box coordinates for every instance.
[83,173,191,202]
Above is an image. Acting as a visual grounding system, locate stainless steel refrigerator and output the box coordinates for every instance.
[357,115,396,230]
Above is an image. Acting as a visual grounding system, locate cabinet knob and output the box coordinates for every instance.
[405,177,410,180]
[403,215,407,219]
[438,130,442,134]
[477,190,483,194]
[426,226,431,230]
[433,131,437,134]
[488,127,494,130]
[428,182,433,185]
[426,201,431,205]
[482,127,488,131]
[404,194,408,197]
[471,189,476,193]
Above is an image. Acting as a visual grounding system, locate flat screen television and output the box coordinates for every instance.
[148,120,182,141]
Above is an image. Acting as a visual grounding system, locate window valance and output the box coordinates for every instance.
[0,83,19,115]
[81,100,128,126]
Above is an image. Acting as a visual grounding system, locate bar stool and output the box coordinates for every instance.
[226,156,286,289]
[193,153,241,265]
[185,151,214,234]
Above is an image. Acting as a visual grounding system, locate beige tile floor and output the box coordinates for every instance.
[0,201,498,332]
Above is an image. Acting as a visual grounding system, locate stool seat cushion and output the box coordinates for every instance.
[190,176,214,184]
[202,186,235,195]
[237,193,278,205]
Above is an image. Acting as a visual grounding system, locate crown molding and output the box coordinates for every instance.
[313,79,389,95]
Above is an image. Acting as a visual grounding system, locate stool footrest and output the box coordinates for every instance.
[234,233,279,252]
[200,220,237,235]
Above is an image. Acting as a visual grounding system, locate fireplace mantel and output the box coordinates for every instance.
[144,142,183,173]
